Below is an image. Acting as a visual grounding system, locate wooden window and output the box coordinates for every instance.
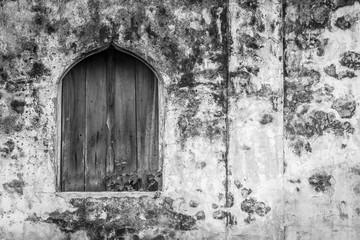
[61,48,160,192]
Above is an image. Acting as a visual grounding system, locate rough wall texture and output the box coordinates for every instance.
[284,0,360,239]
[0,0,359,239]
[227,0,283,239]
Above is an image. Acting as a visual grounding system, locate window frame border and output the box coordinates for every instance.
[55,43,166,194]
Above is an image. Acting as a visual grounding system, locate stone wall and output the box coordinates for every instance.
[0,0,359,239]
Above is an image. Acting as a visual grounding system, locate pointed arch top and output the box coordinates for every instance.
[57,42,164,86]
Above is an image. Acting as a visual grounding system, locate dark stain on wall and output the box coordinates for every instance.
[287,110,354,139]
[285,67,355,154]
[213,210,227,220]
[340,51,360,70]
[241,188,252,198]
[332,98,356,118]
[0,139,15,156]
[20,38,38,54]
[28,61,50,79]
[353,183,360,195]
[238,0,259,11]
[335,15,353,30]
[0,115,22,134]
[355,208,360,216]
[284,67,355,154]
[308,172,332,192]
[212,209,237,226]
[338,201,348,220]
[0,67,8,82]
[226,192,234,208]
[350,166,360,175]
[234,179,243,189]
[44,197,196,240]
[289,179,301,183]
[123,9,145,42]
[10,100,26,114]
[31,3,51,29]
[177,96,202,147]
[284,0,359,155]
[283,0,359,33]
[294,32,328,56]
[239,33,263,50]
[189,200,199,208]
[195,210,205,220]
[31,1,72,39]
[284,68,320,112]
[227,212,237,226]
[240,198,271,224]
[3,175,24,195]
[259,114,274,125]
[324,64,356,80]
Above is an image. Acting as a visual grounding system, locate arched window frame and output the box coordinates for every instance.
[54,43,165,196]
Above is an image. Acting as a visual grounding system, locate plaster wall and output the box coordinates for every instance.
[0,0,359,239]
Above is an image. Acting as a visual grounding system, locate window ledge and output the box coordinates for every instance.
[56,191,157,200]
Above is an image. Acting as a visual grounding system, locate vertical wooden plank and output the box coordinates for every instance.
[113,52,137,175]
[135,60,159,190]
[85,52,107,191]
[61,61,86,191]
[106,49,115,176]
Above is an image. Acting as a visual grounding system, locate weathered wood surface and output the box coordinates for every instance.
[61,60,86,191]
[85,52,108,191]
[61,49,159,191]
[136,61,159,190]
[113,52,137,175]
[105,49,115,176]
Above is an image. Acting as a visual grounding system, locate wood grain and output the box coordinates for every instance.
[106,49,115,176]
[61,60,86,191]
[61,49,159,191]
[113,52,137,175]
[135,59,159,188]
[85,52,108,191]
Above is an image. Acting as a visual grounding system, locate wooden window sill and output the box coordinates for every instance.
[55,191,158,200]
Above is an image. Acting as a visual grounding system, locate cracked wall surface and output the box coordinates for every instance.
[0,0,359,239]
